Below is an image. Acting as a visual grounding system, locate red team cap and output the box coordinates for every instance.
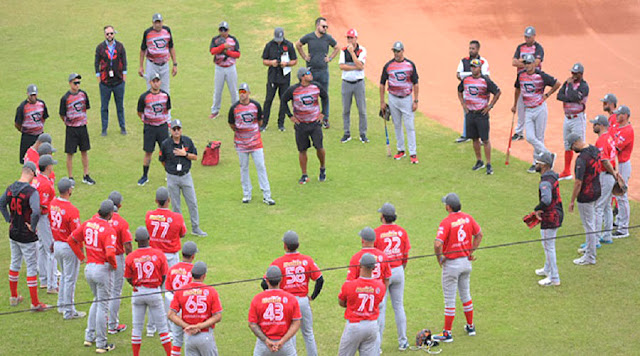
[346,28,358,37]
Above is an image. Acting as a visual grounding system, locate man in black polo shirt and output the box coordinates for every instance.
[159,119,207,237]
[261,27,297,132]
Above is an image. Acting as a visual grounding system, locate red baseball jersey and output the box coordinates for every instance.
[514,70,557,108]
[374,224,411,268]
[615,124,634,163]
[70,217,117,264]
[15,99,49,135]
[228,100,263,152]
[141,26,174,64]
[248,289,301,340]
[93,212,132,255]
[457,75,500,111]
[165,261,194,292]
[59,90,90,127]
[346,248,391,282]
[137,90,171,126]
[49,197,81,243]
[23,149,56,182]
[608,113,618,136]
[146,208,186,253]
[270,252,322,297]
[380,59,419,97]
[31,174,55,215]
[595,132,617,172]
[124,247,168,288]
[170,282,223,329]
[436,212,481,260]
[338,277,386,323]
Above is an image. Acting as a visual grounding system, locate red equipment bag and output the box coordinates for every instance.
[202,141,221,166]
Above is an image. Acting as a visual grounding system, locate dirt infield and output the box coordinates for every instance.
[321,0,639,199]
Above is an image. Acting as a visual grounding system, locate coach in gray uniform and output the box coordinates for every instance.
[339,28,368,143]
[590,116,617,244]
[139,13,177,94]
[159,119,207,237]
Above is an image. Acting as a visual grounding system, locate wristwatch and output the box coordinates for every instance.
[414,99,419,103]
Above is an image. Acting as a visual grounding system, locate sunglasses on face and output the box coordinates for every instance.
[346,36,354,39]
[321,25,328,29]
[73,81,81,85]
[219,28,228,32]
[106,32,114,35]
[238,89,247,94]
[304,71,311,76]
[171,127,181,131]
[393,50,401,53]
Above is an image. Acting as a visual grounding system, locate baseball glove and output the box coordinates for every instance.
[523,212,541,229]
[410,329,441,353]
[612,177,628,196]
[379,106,390,121]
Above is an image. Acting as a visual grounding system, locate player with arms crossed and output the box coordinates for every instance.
[433,193,483,343]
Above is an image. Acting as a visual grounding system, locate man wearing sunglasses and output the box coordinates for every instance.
[159,119,207,237]
[60,73,96,185]
[281,68,329,184]
[139,13,177,94]
[339,28,368,144]
[209,21,241,120]
[296,17,339,129]
[95,25,128,136]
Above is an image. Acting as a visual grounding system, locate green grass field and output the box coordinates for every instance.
[1,1,639,355]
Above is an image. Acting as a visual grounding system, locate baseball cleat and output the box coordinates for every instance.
[527,165,536,173]
[9,295,24,306]
[47,288,58,294]
[558,171,573,180]
[599,237,613,244]
[394,151,405,160]
[82,175,96,185]
[191,229,208,237]
[464,324,476,336]
[107,324,127,334]
[120,129,127,135]
[259,125,267,132]
[486,164,494,175]
[65,311,87,320]
[340,134,351,143]
[263,198,276,206]
[84,341,93,347]
[538,277,560,286]
[146,329,156,337]
[137,176,149,186]
[432,330,453,343]
[472,160,485,171]
[360,134,369,143]
[242,196,251,204]
[612,231,629,238]
[573,256,596,266]
[209,112,218,119]
[398,341,409,351]
[319,168,326,182]
[410,155,419,164]
[535,268,547,276]
[278,126,285,132]
[512,133,524,141]
[30,303,51,312]
[455,136,470,143]
[299,174,309,184]
[95,344,115,353]
[101,130,107,137]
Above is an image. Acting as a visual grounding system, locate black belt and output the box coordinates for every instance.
[168,171,188,177]
[152,62,167,66]
[343,79,363,84]
[391,94,409,99]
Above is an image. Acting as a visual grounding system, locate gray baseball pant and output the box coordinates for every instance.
[147,252,178,333]
[185,329,219,356]
[388,94,416,155]
[292,296,317,356]
[54,241,80,318]
[338,320,379,356]
[253,338,296,356]
[238,149,272,200]
[442,257,472,313]
[146,60,171,94]
[211,64,239,115]
[108,254,125,330]
[540,228,560,283]
[165,292,185,347]
[562,113,586,150]
[524,103,548,163]
[167,172,201,232]
[515,93,525,135]
[341,80,367,136]
[596,173,615,242]
[132,287,170,346]
[10,239,38,277]
[615,161,631,235]
[85,263,112,349]
[578,201,597,263]
[37,216,57,289]
[378,266,407,347]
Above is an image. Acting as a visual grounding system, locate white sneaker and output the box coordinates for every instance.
[538,277,560,286]
[535,268,547,276]
[573,256,595,266]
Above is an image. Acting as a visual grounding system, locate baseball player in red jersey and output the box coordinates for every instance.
[139,13,177,94]
[373,203,410,351]
[0,162,48,311]
[15,84,49,164]
[250,266,301,355]
[32,155,58,293]
[125,227,172,356]
[338,253,386,356]
[105,191,133,334]
[590,116,618,245]
[432,193,483,343]
[165,241,198,356]
[612,105,633,238]
[228,82,275,205]
[265,230,324,356]
[209,21,241,119]
[601,93,619,135]
[25,140,57,183]
[50,178,85,319]
[169,261,223,356]
[347,227,390,284]
[24,133,53,171]
[69,200,118,353]
[380,41,420,164]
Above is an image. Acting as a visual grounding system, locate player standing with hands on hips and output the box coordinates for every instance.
[209,21,240,119]
[433,193,482,343]
[261,27,297,131]
[380,41,420,164]
[139,13,177,94]
[455,40,490,143]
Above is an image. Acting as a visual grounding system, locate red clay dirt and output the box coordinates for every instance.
[321,0,639,199]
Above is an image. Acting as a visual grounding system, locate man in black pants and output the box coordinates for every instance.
[261,27,297,132]
[15,85,49,164]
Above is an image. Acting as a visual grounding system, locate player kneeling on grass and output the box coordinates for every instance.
[532,151,563,286]
[338,253,386,356]
[433,193,482,343]
[125,227,172,356]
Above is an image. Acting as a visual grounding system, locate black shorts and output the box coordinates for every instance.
[465,111,490,141]
[295,121,323,152]
[65,125,91,154]
[143,123,169,153]
[19,133,38,164]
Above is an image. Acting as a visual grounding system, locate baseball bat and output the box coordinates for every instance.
[505,112,515,165]
[384,119,391,157]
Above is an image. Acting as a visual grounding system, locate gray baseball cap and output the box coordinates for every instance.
[135,226,150,241]
[239,82,250,92]
[37,142,56,155]
[614,105,631,116]
[98,199,115,216]
[170,119,182,128]
[182,241,198,256]
[274,27,284,42]
[27,84,38,95]
[600,93,617,105]
[566,133,582,147]
[378,202,396,216]
[192,261,207,276]
[23,161,37,174]
[282,230,299,244]
[265,265,282,279]
[57,178,74,194]
[522,53,536,64]
[152,13,163,22]
[297,67,310,79]
[38,154,57,167]
[392,41,404,51]
[590,115,609,126]
[535,151,554,166]
[156,187,170,201]
[524,26,536,36]
[219,21,229,30]
[108,191,123,206]
[571,62,584,73]
[37,133,52,144]
[442,193,461,209]
[359,227,376,242]
[360,253,376,269]
[150,72,161,81]
[68,73,81,82]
